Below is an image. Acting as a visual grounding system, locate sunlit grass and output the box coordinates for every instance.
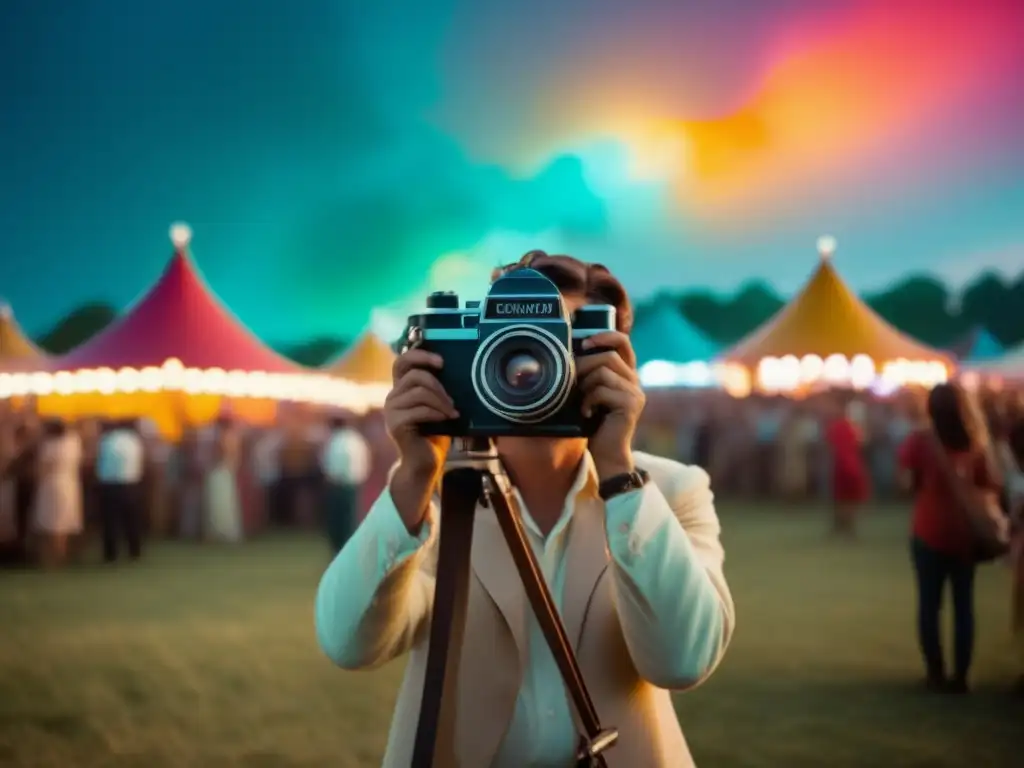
[0,506,1020,767]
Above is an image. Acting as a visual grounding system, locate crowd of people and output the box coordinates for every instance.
[638,384,1024,692]
[0,402,387,568]
[2,382,1023,693]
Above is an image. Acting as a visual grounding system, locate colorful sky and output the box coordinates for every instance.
[1,0,1023,344]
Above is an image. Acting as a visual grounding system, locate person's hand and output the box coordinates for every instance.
[576,331,646,481]
[383,349,458,532]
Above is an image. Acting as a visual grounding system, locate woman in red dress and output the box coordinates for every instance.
[825,396,870,537]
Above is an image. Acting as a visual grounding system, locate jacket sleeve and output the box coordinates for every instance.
[314,480,439,670]
[604,460,734,690]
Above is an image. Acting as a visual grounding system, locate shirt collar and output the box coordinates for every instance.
[511,451,599,541]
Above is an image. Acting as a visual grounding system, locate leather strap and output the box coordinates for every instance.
[411,467,615,767]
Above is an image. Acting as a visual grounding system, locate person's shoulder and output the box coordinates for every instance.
[633,450,710,496]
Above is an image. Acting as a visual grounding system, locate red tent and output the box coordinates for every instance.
[55,224,299,373]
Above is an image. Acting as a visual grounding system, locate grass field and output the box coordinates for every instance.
[1,504,1021,768]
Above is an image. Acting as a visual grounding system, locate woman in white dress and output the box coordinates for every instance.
[31,420,83,567]
[202,418,243,543]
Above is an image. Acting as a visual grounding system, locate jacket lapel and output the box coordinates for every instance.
[471,503,529,671]
[562,495,611,652]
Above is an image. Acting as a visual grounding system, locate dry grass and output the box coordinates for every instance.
[0,505,1021,767]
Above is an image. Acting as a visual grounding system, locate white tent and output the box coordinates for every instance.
[964,341,1024,379]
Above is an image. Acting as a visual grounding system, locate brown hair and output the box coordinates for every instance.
[492,250,633,333]
[927,382,989,453]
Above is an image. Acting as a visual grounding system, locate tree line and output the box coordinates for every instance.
[34,268,1024,367]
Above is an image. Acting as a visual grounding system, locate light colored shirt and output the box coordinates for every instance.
[320,428,371,485]
[316,453,727,767]
[252,433,281,485]
[96,429,144,483]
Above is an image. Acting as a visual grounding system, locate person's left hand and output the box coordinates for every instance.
[576,331,646,481]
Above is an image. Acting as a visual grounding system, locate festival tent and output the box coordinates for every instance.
[324,331,396,386]
[0,303,50,373]
[947,326,1004,362]
[10,224,378,437]
[721,237,952,395]
[631,300,719,387]
[963,341,1024,380]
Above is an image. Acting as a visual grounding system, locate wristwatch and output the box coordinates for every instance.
[598,468,650,501]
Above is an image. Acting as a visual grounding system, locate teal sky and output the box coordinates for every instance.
[1,0,1022,344]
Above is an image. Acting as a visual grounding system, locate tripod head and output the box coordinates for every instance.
[443,437,510,504]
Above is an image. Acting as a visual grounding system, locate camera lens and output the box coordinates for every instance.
[471,324,575,424]
[503,353,543,391]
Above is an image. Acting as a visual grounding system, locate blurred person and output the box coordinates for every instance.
[96,418,145,562]
[899,383,1003,693]
[274,416,317,526]
[753,397,783,496]
[318,413,371,554]
[825,395,870,536]
[76,417,101,543]
[252,426,281,529]
[0,418,16,551]
[237,428,265,536]
[9,418,41,563]
[778,405,811,500]
[138,419,171,537]
[31,419,83,567]
[1005,419,1024,693]
[176,425,206,539]
[315,252,734,767]
[203,417,243,543]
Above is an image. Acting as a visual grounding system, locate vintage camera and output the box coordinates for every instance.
[404,267,616,438]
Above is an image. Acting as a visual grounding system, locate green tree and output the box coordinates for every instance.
[37,303,117,354]
[865,275,960,346]
[277,336,347,367]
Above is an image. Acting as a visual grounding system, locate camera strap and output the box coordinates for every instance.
[482,473,617,767]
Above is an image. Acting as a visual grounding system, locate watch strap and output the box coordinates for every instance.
[598,468,650,501]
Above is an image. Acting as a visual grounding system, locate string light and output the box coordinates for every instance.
[0,358,388,412]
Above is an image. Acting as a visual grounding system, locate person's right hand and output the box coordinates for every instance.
[383,349,458,532]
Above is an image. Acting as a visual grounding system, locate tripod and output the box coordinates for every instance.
[411,437,618,767]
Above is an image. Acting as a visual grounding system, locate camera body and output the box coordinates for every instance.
[405,267,616,438]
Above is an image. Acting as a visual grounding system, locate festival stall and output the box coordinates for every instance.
[9,224,381,437]
[632,299,720,388]
[323,331,396,388]
[0,303,50,373]
[719,237,952,396]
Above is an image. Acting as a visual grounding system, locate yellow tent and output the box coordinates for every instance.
[727,249,950,364]
[325,332,396,384]
[0,303,50,372]
[721,239,951,393]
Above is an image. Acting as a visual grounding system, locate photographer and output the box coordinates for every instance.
[315,252,734,767]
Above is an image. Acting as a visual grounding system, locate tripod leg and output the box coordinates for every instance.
[483,475,616,766]
[411,468,481,768]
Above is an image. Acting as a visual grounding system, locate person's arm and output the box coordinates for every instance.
[897,431,920,491]
[604,457,734,691]
[315,464,439,670]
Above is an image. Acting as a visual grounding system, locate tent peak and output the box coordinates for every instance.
[169,222,193,251]
[816,235,836,260]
